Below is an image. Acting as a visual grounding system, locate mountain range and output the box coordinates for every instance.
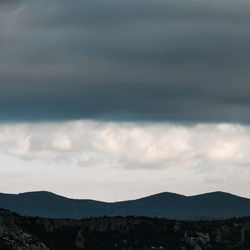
[0,191,250,219]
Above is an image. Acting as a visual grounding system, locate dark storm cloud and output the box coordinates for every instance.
[1,0,250,122]
[0,0,21,11]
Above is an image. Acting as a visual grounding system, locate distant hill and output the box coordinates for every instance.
[0,191,250,219]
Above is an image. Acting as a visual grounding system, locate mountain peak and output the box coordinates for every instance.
[17,191,67,200]
[139,192,186,200]
[189,191,247,200]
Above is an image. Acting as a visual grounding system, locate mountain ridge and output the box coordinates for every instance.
[8,190,246,202]
[0,191,250,220]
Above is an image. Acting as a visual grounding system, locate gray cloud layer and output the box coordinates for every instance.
[1,0,250,122]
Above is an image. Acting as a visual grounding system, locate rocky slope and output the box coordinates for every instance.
[1,208,250,249]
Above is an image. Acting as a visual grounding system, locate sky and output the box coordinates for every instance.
[1,0,250,201]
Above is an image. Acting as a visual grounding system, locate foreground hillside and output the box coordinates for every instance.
[1,209,250,249]
[1,191,250,219]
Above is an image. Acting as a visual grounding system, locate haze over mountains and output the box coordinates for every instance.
[0,191,249,220]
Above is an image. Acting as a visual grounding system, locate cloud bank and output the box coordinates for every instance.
[0,120,250,200]
[0,121,249,169]
[1,0,250,122]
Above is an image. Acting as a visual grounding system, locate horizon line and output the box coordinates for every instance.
[0,190,248,203]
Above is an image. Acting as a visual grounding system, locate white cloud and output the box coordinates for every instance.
[1,121,250,200]
[52,135,72,151]
[0,121,249,170]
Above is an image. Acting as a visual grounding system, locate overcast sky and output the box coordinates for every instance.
[1,0,250,200]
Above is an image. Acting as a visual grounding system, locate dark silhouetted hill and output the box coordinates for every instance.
[0,191,250,219]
